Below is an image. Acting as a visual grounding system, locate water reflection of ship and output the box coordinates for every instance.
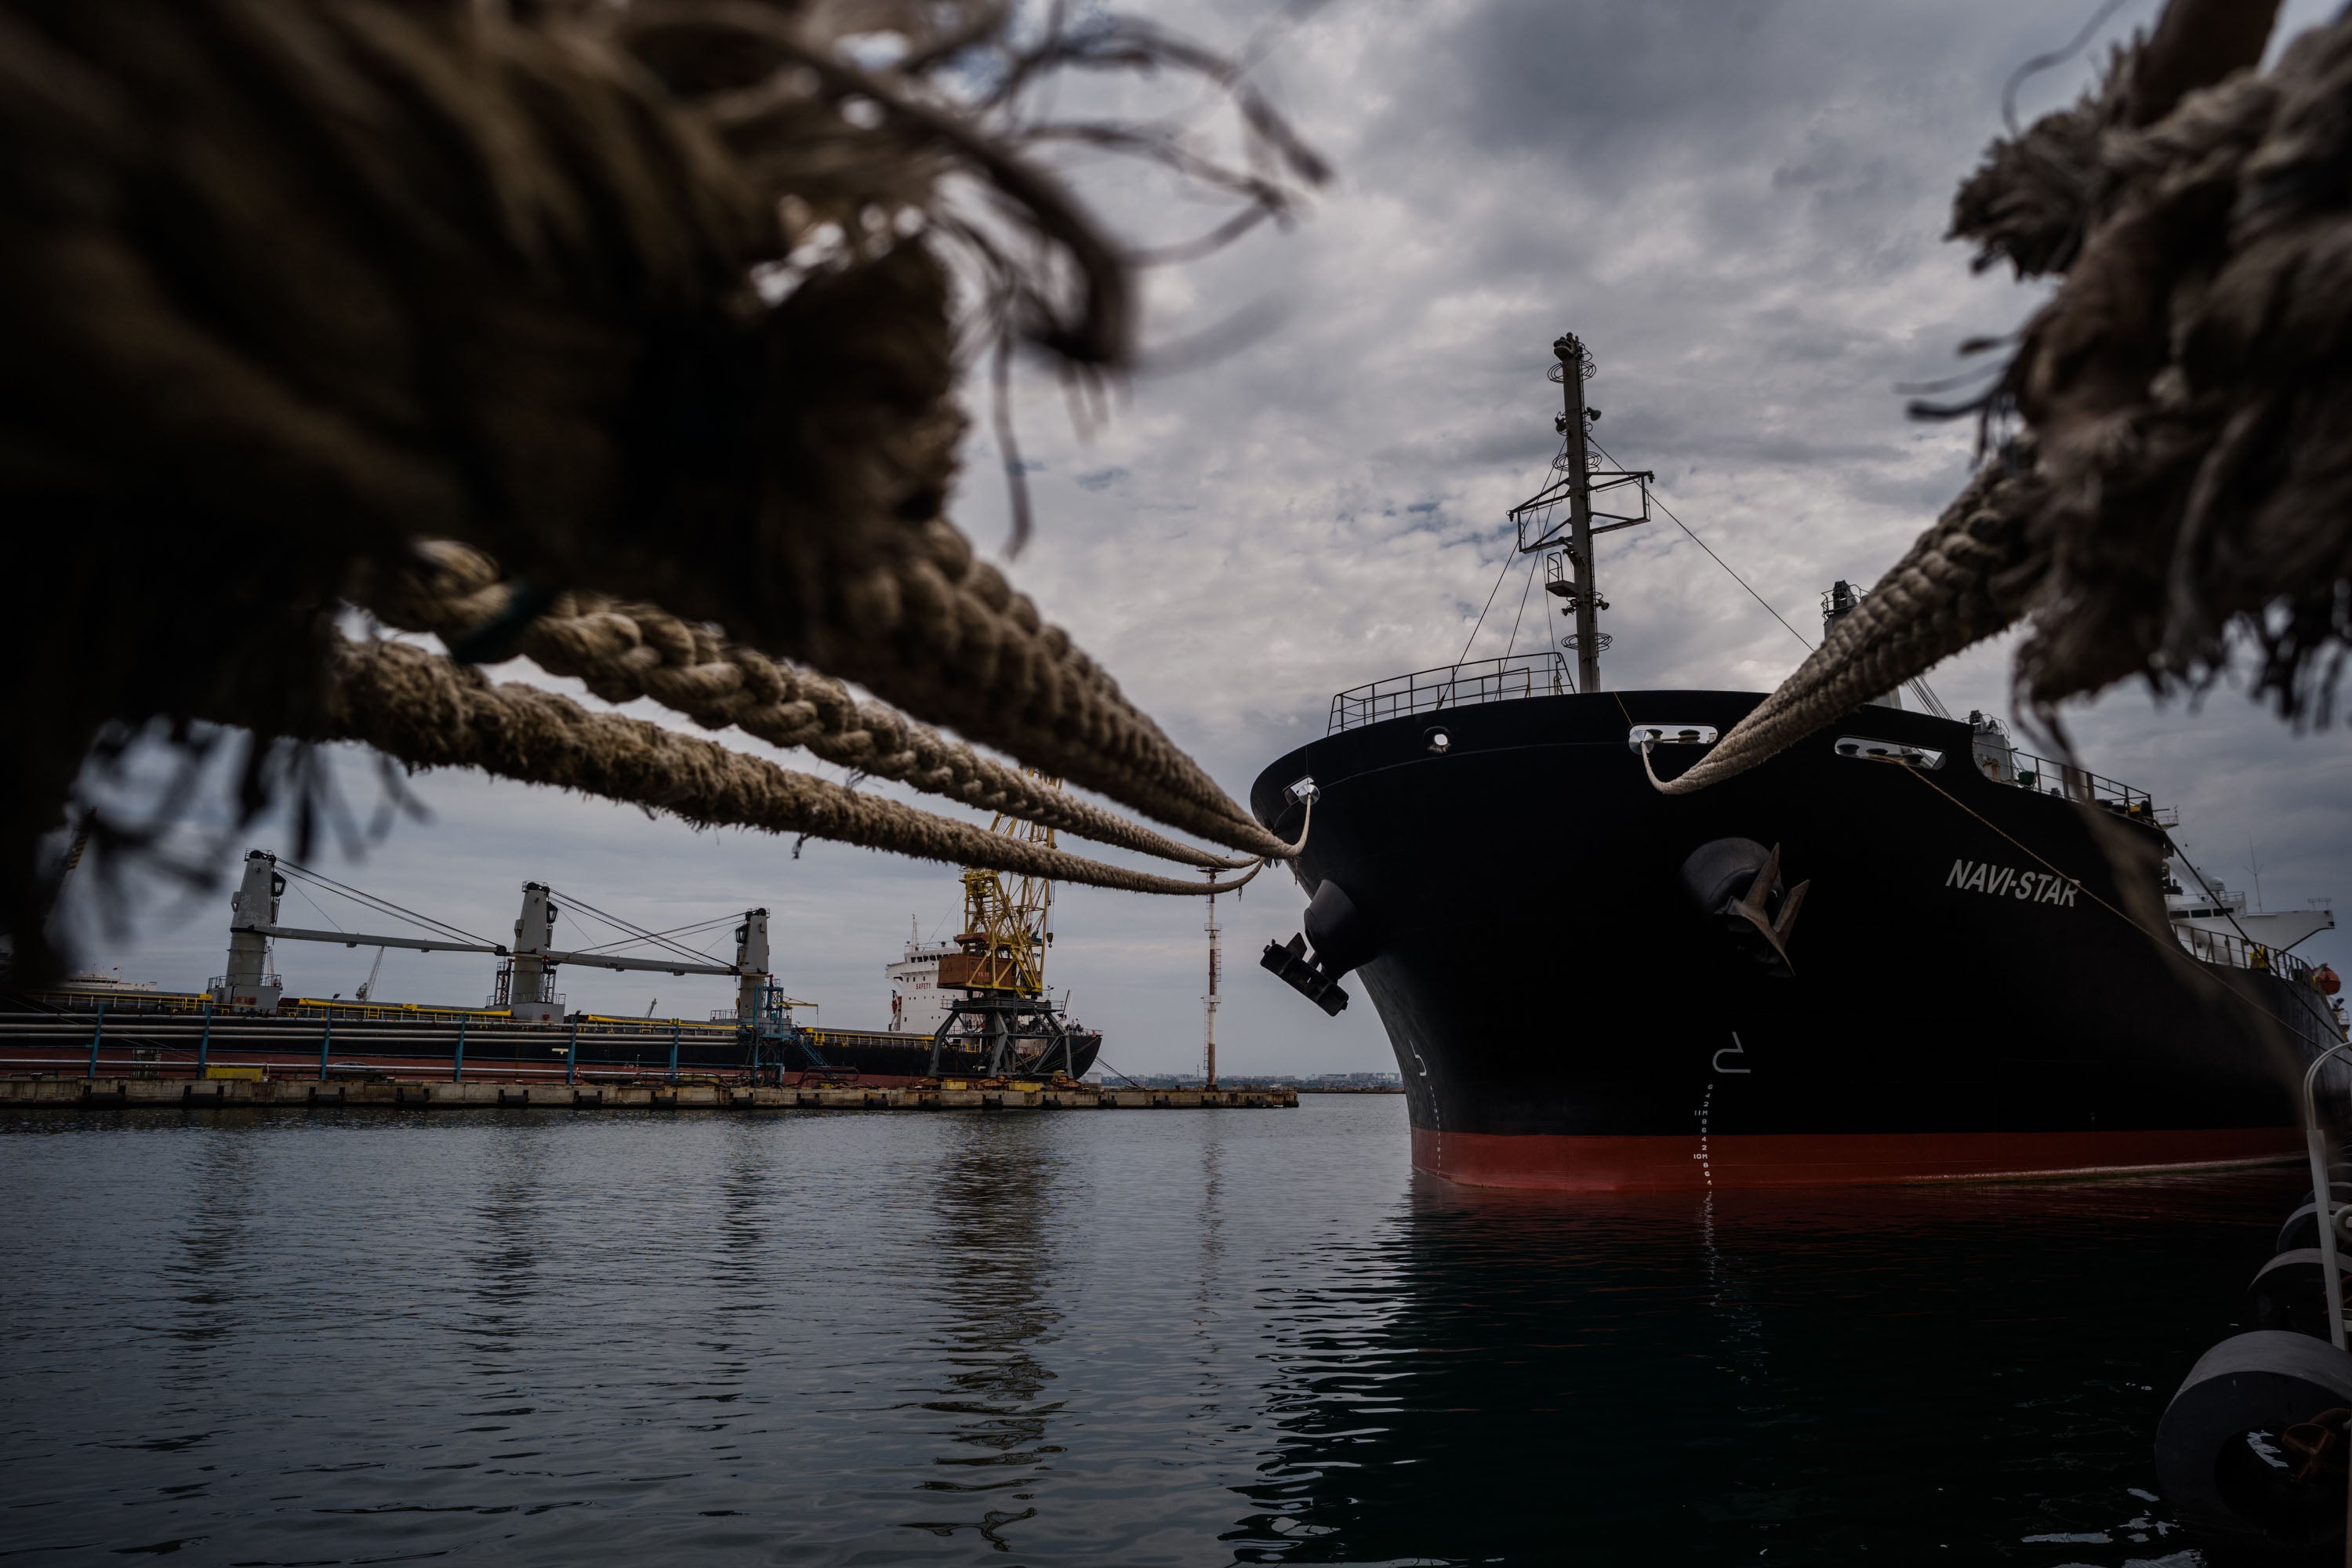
[1228,1175,2288,1564]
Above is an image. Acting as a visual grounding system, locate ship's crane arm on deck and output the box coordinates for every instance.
[212,851,779,1018]
[535,949,738,978]
[234,927,750,977]
[234,924,503,956]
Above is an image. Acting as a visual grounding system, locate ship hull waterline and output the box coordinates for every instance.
[1252,690,2346,1192]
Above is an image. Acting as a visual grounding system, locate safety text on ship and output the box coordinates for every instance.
[1946,859,2079,906]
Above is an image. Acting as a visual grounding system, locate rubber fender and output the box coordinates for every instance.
[2278,1203,2352,1257]
[1302,880,1378,978]
[1679,837,1781,916]
[2245,1250,2343,1340]
[2155,1330,2352,1562]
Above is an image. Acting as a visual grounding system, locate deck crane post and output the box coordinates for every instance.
[216,855,788,1077]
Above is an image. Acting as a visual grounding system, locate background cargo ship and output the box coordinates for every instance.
[1252,332,2349,1190]
[2,813,1099,1085]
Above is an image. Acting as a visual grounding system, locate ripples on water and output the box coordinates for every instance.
[0,1098,2292,1565]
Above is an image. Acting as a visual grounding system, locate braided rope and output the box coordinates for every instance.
[0,0,1312,981]
[1657,453,2044,795]
[752,516,1298,859]
[209,637,1269,898]
[354,542,1266,869]
[1664,0,2352,795]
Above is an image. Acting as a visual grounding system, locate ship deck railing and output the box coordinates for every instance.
[0,1016,744,1048]
[0,1020,1080,1081]
[17,989,218,1017]
[2175,922,2316,987]
[1328,652,1571,734]
[282,997,522,1025]
[575,1012,735,1033]
[808,1025,931,1051]
[1998,749,2165,821]
[0,1011,753,1082]
[207,972,281,997]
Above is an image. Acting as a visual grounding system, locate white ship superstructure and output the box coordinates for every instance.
[886,919,956,1035]
[2167,856,2336,968]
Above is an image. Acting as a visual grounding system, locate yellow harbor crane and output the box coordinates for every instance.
[939,777,1058,996]
[927,773,1087,1078]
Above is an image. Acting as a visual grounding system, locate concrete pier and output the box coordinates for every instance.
[0,1076,1298,1112]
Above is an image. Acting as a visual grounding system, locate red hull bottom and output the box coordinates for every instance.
[1412,1124,2307,1191]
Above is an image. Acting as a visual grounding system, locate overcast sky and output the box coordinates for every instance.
[60,0,2351,1076]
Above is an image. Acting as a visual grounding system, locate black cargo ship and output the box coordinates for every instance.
[1250,333,2346,1190]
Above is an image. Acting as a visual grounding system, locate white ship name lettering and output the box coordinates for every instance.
[1945,858,2078,907]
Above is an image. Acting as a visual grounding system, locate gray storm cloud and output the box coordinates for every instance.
[65,0,2352,1073]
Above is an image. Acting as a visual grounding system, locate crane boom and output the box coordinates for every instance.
[236,924,502,956]
[355,946,387,1003]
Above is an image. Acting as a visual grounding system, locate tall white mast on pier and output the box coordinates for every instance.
[1203,880,1221,1089]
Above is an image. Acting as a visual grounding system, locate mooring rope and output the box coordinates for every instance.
[356,543,1270,870]
[200,638,1276,898]
[2,0,1323,977]
[1653,454,2042,795]
[1653,0,2352,794]
[753,515,1298,859]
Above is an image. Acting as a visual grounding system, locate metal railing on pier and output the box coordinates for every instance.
[1328,653,1570,735]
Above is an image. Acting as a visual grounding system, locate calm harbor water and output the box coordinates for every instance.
[0,1095,2299,1565]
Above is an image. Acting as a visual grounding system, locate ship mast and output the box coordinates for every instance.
[1558,336,1602,692]
[1508,332,1653,691]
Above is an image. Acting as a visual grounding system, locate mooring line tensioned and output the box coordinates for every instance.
[1590,434,1816,656]
[242,639,1284,900]
[546,886,721,967]
[568,913,741,958]
[276,859,495,949]
[1501,548,1542,662]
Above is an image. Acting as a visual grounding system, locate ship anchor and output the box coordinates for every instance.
[1681,838,1809,978]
